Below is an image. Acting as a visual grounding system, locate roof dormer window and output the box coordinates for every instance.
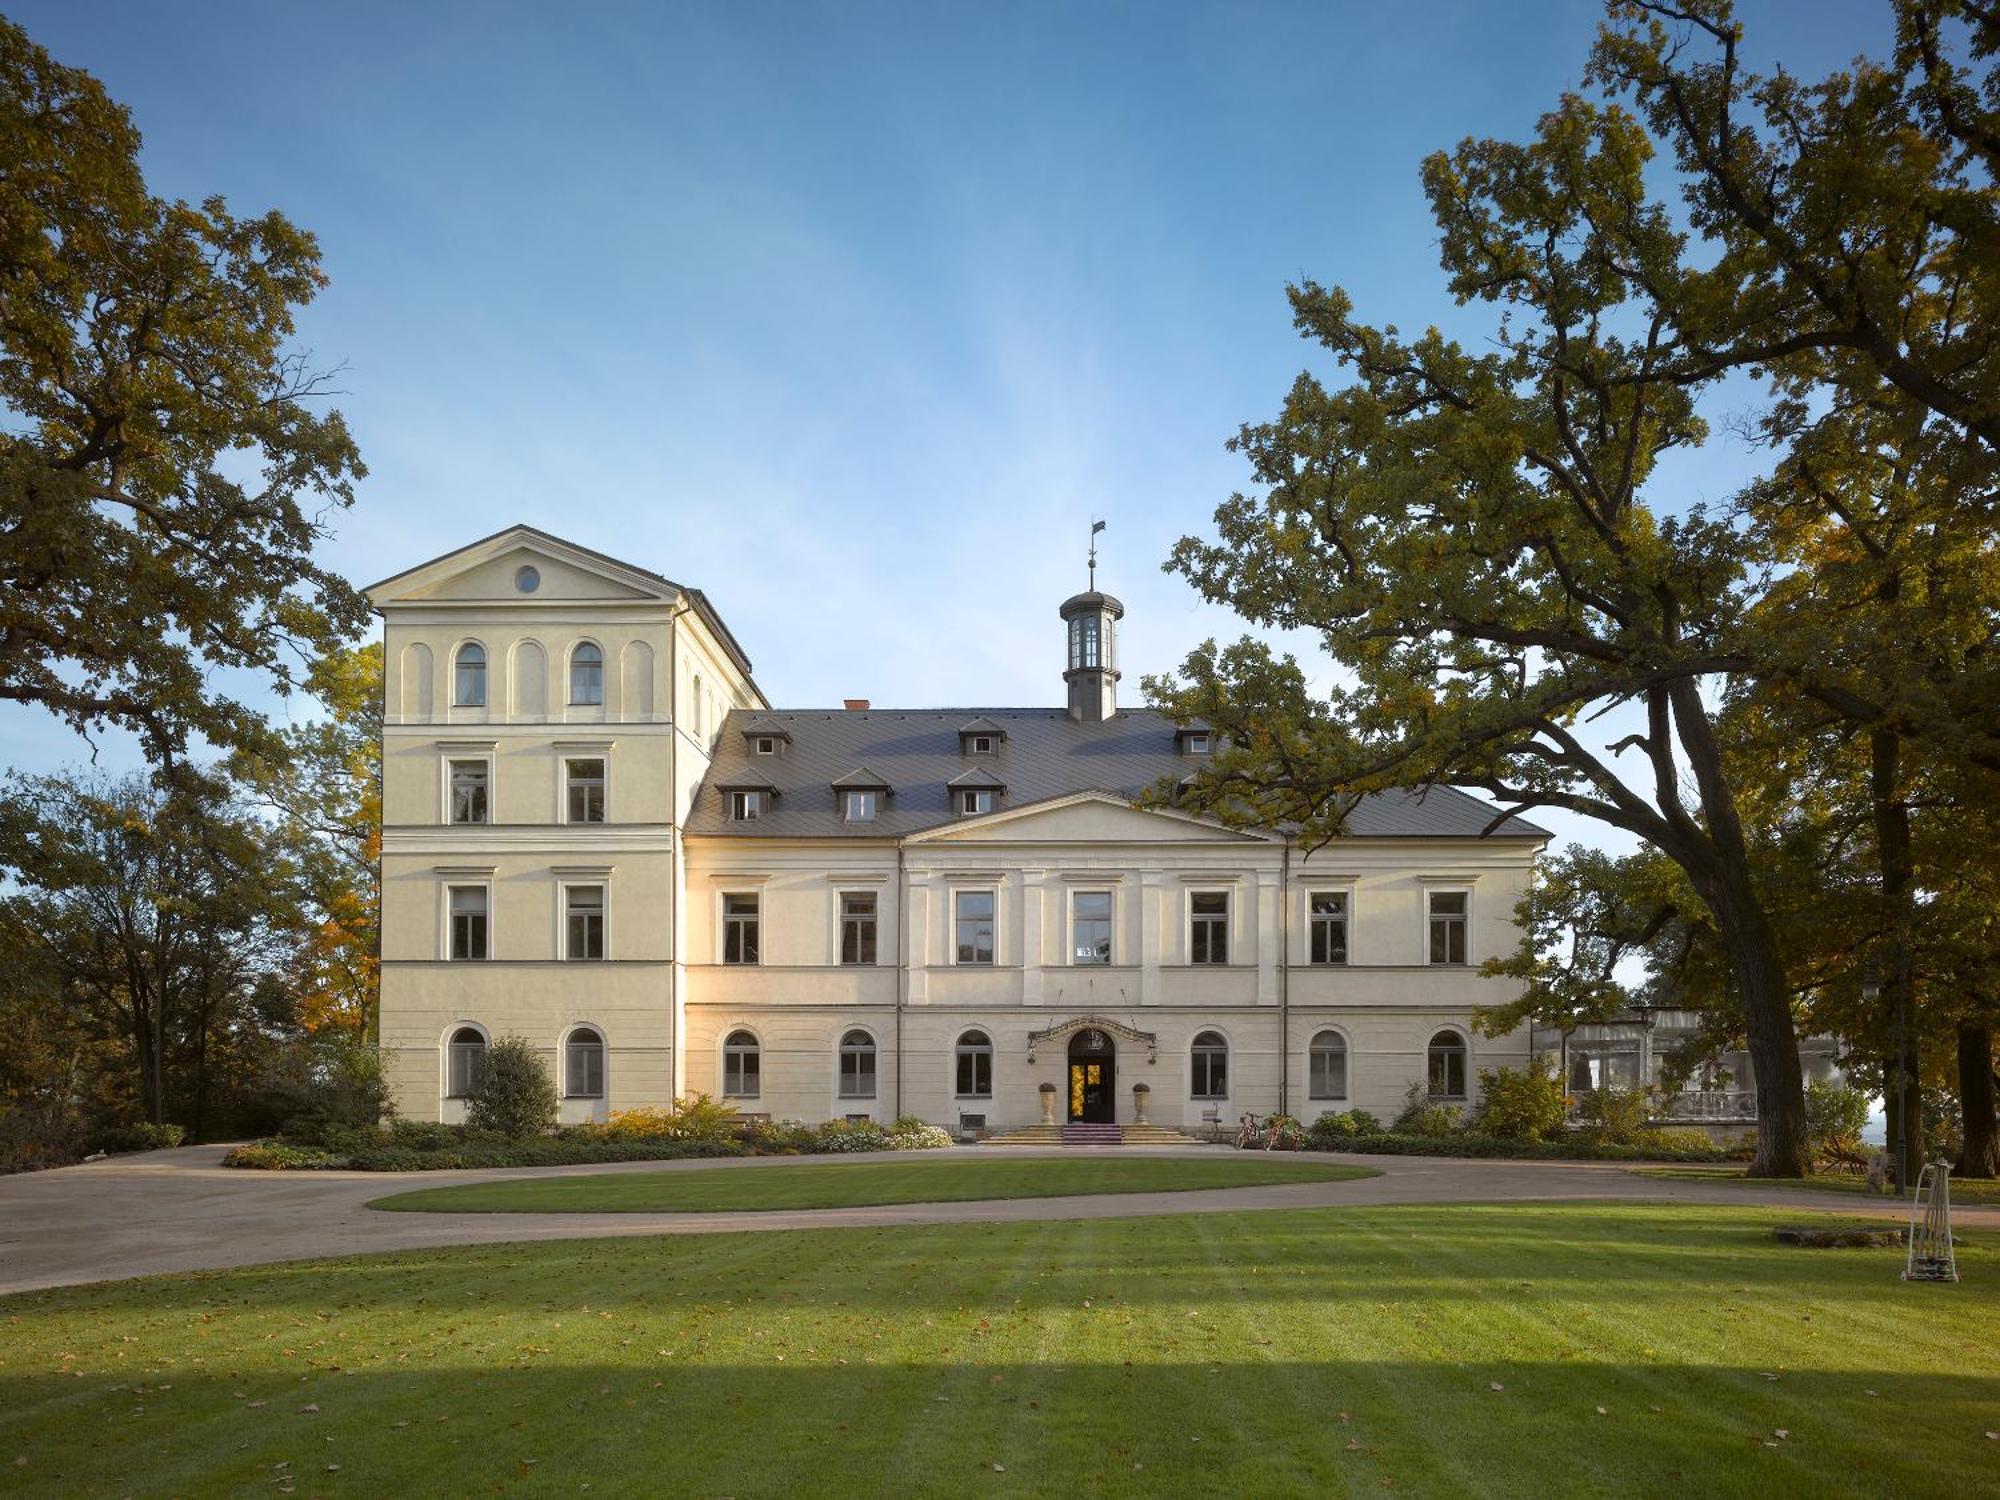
[969,735,995,755]
[843,790,879,823]
[957,716,1007,756]
[754,736,778,756]
[958,789,995,816]
[1176,723,1214,756]
[1185,732,1210,754]
[729,789,766,821]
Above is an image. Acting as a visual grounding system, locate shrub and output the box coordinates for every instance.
[810,1118,893,1153]
[1472,1059,1567,1142]
[263,1032,395,1145]
[1572,1083,1654,1144]
[465,1036,558,1138]
[82,1121,187,1155]
[887,1118,954,1150]
[1392,1082,1463,1138]
[222,1141,344,1170]
[1303,1131,1725,1163]
[582,1095,740,1145]
[1306,1109,1385,1147]
[1804,1078,1869,1164]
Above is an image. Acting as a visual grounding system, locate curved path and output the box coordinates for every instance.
[3,1143,1991,1296]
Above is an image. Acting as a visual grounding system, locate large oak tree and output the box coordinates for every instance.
[0,16,367,765]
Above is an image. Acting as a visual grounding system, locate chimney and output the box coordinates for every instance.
[843,698,870,711]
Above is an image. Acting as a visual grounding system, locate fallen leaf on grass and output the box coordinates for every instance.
[1489,1383,1504,1392]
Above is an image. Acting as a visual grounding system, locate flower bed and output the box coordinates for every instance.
[222,1107,956,1171]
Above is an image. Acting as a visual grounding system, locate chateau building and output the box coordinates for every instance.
[369,525,1550,1135]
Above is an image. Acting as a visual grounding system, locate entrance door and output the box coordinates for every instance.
[1067,1029,1116,1123]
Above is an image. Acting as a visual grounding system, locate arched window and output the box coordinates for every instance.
[565,1026,605,1098]
[955,1030,992,1098]
[838,1029,876,1099]
[453,643,487,707]
[445,1027,487,1097]
[723,1029,760,1098]
[1191,1030,1228,1100]
[1309,1030,1348,1100]
[1428,1030,1467,1100]
[691,674,704,737]
[569,642,604,706]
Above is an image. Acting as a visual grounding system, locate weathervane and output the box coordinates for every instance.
[1088,518,1106,590]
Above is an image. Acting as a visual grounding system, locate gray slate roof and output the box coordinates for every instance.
[684,707,1552,841]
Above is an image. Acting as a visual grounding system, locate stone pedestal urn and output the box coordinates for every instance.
[1038,1082,1058,1126]
[1131,1082,1151,1126]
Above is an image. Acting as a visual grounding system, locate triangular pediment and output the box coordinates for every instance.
[911,790,1275,844]
[366,525,677,606]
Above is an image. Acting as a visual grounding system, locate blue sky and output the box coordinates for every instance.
[2,0,1897,854]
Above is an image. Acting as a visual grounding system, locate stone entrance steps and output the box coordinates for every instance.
[979,1122,1203,1147]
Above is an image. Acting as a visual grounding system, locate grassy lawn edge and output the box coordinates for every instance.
[367,1155,1380,1214]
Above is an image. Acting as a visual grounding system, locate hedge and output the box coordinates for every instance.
[1296,1131,1728,1163]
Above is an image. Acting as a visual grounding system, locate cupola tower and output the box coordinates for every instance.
[1059,521,1123,722]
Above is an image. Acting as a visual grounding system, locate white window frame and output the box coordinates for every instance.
[1184,732,1210,754]
[451,640,489,709]
[1187,888,1232,965]
[438,747,497,826]
[952,886,999,966]
[953,1029,994,1099]
[966,734,995,755]
[1308,1028,1350,1101]
[843,789,879,823]
[957,789,997,816]
[838,889,879,966]
[721,1026,761,1099]
[1190,1027,1231,1101]
[438,877,494,961]
[1308,890,1350,966]
[559,879,609,961]
[720,890,761,965]
[567,639,606,708]
[837,1027,878,1101]
[1425,887,1472,967]
[728,789,766,821]
[1069,887,1114,966]
[442,1021,491,1099]
[754,735,779,755]
[1427,1027,1470,1101]
[562,1023,607,1100]
[562,754,609,824]
[445,755,493,826]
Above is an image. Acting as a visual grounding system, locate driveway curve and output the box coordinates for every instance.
[3,1143,1991,1296]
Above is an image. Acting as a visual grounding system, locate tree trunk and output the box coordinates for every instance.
[1957,1022,1999,1179]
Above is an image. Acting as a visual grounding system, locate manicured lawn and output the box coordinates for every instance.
[371,1155,1377,1213]
[1630,1165,2000,1206]
[2,1206,1993,1498]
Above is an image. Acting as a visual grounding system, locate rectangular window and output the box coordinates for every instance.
[839,1042,876,1099]
[754,736,778,755]
[728,789,764,821]
[722,893,760,964]
[843,789,878,823]
[1072,890,1112,965]
[1428,891,1468,966]
[566,758,605,823]
[1185,732,1210,754]
[447,1036,485,1097]
[957,1045,992,1098]
[968,735,995,754]
[569,652,603,706]
[449,760,489,824]
[840,891,878,965]
[453,652,486,707]
[1309,892,1348,965]
[958,789,995,816]
[566,1035,604,1098]
[566,884,605,960]
[1191,1041,1228,1100]
[955,889,995,964]
[1310,1043,1348,1100]
[724,1043,759,1098]
[448,885,488,960]
[1190,891,1230,965]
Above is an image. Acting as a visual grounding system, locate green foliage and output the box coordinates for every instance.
[0,17,368,766]
[1306,1131,1724,1163]
[1572,1084,1655,1146]
[261,1031,393,1145]
[1805,1079,1871,1159]
[82,1121,185,1154]
[221,1141,343,1170]
[1392,1082,1465,1138]
[888,1118,955,1150]
[464,1036,558,1139]
[1471,1060,1568,1143]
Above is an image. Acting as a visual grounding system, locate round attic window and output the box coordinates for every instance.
[515,564,541,594]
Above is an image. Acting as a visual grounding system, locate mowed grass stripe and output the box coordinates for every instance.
[369,1154,1377,1213]
[1,1205,1994,1498]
